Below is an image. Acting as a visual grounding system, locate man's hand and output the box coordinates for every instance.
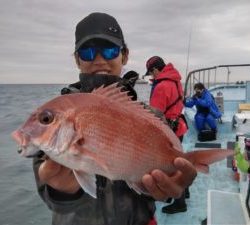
[142,157,197,201]
[38,159,80,194]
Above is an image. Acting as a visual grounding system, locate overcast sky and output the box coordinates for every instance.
[0,0,250,84]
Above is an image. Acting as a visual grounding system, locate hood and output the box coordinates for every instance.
[156,63,182,81]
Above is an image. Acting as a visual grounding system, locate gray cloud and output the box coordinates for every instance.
[0,0,250,83]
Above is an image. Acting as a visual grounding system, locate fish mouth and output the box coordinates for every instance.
[18,145,44,158]
[13,129,45,158]
[26,150,45,158]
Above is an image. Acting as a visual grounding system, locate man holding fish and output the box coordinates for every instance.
[12,12,233,225]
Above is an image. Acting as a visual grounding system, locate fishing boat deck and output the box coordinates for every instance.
[155,79,250,225]
[155,111,241,225]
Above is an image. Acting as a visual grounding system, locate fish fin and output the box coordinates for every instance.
[126,181,149,195]
[93,82,119,93]
[93,83,132,102]
[185,149,234,173]
[92,83,164,121]
[73,170,97,198]
[70,136,85,156]
[72,142,109,174]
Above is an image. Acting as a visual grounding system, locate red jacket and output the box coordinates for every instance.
[150,63,188,137]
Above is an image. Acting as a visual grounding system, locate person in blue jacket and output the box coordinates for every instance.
[185,82,221,135]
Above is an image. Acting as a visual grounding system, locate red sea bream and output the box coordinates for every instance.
[12,84,233,198]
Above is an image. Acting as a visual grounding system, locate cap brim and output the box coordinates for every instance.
[75,34,123,51]
[145,70,150,76]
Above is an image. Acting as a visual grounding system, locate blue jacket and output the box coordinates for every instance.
[185,89,221,118]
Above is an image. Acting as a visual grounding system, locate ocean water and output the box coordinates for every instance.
[0,84,66,225]
[0,84,239,225]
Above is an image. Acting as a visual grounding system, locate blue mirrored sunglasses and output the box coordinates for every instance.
[78,46,121,61]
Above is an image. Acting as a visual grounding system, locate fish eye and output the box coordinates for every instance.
[38,110,54,125]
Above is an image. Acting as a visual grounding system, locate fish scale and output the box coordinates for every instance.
[79,105,172,179]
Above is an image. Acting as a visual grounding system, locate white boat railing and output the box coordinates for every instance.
[184,64,250,97]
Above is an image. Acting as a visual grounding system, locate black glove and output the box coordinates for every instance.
[61,82,81,95]
[122,70,139,88]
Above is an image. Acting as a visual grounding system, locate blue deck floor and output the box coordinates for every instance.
[155,115,240,225]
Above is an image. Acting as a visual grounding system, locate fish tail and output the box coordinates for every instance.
[185,149,234,173]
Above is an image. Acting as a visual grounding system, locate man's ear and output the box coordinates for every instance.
[122,48,129,65]
[74,53,81,69]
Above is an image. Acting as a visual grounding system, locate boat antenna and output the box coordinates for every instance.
[185,25,192,78]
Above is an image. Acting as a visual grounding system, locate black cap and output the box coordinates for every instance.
[75,12,125,51]
[145,56,165,75]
